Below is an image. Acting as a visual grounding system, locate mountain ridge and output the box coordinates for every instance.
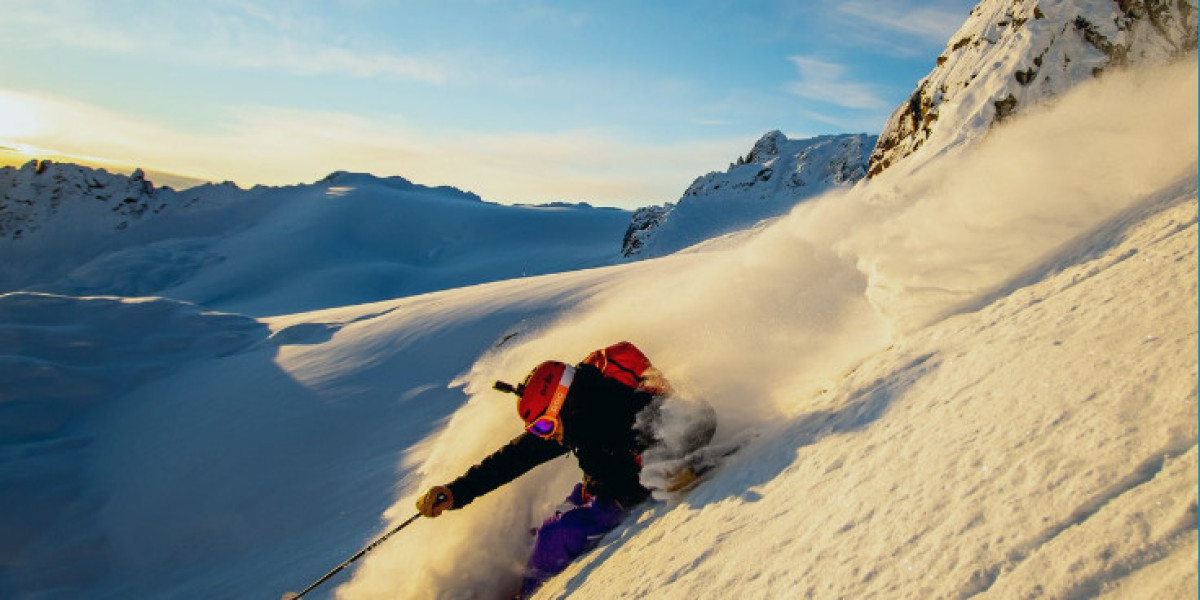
[0,160,633,316]
[869,0,1198,177]
[621,130,876,258]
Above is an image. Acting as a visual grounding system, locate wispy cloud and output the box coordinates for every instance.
[202,39,446,82]
[836,1,969,45]
[510,2,592,29]
[690,118,738,127]
[791,107,886,136]
[786,56,889,110]
[1,1,448,83]
[830,1,970,49]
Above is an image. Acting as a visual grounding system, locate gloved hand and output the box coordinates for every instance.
[416,485,455,517]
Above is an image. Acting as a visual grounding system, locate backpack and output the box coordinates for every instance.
[579,341,667,394]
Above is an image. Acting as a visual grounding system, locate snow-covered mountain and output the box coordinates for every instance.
[0,161,163,241]
[1,137,879,314]
[0,163,632,316]
[621,131,874,258]
[0,1,1196,599]
[869,0,1198,177]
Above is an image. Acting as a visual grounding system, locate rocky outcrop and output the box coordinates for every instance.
[0,161,174,240]
[868,0,1198,178]
[621,204,674,258]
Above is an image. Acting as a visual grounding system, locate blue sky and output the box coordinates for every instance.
[0,0,977,207]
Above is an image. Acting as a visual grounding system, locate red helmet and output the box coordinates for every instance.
[517,361,575,424]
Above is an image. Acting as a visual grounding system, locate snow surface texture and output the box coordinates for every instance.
[869,0,1198,177]
[1,13,1197,600]
[336,60,1198,599]
[621,131,874,258]
[0,294,267,595]
[0,167,631,316]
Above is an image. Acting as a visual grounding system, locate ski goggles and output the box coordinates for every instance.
[525,365,575,439]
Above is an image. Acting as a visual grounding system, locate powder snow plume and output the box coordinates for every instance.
[337,58,1197,600]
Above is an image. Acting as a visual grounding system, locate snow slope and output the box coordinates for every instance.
[0,9,1196,600]
[0,294,268,595]
[541,178,1198,600]
[334,57,1197,600]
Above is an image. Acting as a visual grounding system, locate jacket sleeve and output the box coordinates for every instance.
[444,432,569,508]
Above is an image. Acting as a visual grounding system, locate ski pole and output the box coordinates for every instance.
[282,512,422,600]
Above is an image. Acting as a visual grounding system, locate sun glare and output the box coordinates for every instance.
[0,92,46,140]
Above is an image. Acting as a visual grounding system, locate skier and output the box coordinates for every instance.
[415,341,714,598]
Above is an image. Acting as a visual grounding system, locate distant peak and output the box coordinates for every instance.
[316,170,483,202]
[747,130,787,163]
[318,171,415,189]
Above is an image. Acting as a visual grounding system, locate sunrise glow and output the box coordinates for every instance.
[0,92,45,140]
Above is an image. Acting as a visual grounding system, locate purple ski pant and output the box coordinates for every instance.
[519,484,629,596]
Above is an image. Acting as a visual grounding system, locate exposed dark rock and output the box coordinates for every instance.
[1015,66,1037,85]
[621,204,673,257]
[994,94,1020,122]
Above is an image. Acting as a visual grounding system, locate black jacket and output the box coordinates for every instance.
[445,364,657,509]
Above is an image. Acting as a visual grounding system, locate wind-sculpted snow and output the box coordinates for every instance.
[336,60,1197,599]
